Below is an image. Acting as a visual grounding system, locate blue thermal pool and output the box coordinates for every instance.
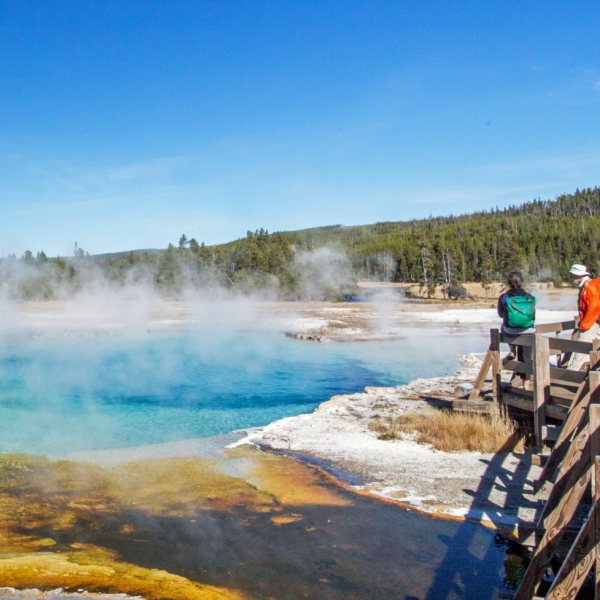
[0,330,484,455]
[0,329,521,600]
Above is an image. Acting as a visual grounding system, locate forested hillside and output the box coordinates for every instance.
[2,186,599,300]
[278,186,600,288]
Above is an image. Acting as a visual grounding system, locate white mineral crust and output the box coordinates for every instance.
[230,354,542,529]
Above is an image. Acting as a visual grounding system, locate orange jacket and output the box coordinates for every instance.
[579,278,600,330]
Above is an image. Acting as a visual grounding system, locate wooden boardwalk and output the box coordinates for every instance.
[466,318,600,599]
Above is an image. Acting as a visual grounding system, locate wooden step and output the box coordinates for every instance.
[502,393,569,420]
[503,384,533,397]
[549,385,577,400]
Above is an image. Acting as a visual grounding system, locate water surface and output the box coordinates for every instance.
[0,327,517,600]
[0,447,518,600]
[0,330,485,455]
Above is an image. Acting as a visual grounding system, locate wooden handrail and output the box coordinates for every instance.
[548,337,595,354]
[501,330,589,353]
[468,321,587,423]
[550,366,588,385]
[495,359,600,598]
[502,359,533,376]
[535,320,577,334]
[509,372,600,599]
[500,333,534,347]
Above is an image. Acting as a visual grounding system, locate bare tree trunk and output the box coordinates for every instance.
[422,249,429,298]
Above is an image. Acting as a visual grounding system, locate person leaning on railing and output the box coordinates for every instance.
[568,264,600,371]
[497,271,536,389]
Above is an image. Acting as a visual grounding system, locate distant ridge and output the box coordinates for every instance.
[90,185,600,287]
[91,249,162,259]
[94,186,600,260]
[5,186,600,301]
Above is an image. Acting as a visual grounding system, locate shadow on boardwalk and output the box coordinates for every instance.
[409,437,543,600]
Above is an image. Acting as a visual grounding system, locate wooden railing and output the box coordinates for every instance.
[463,318,600,598]
[506,372,600,599]
[469,319,600,447]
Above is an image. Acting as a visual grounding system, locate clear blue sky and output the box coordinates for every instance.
[1,1,599,256]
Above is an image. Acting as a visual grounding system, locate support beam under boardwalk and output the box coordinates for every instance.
[502,393,569,421]
[452,399,500,415]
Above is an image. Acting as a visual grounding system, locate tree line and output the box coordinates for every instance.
[280,186,600,295]
[2,186,598,300]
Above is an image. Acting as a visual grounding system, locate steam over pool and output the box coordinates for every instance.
[0,315,517,599]
[0,330,478,455]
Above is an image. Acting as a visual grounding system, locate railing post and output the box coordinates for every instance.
[490,328,502,404]
[590,397,600,483]
[591,371,600,404]
[533,333,550,448]
[595,455,600,600]
[590,397,600,600]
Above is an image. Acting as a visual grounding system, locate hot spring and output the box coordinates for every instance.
[0,320,519,600]
[0,329,482,455]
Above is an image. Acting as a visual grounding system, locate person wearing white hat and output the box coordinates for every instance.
[568,264,600,370]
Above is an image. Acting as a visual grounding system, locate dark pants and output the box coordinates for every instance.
[515,344,533,380]
[502,325,534,381]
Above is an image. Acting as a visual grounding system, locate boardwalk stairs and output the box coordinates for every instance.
[466,319,600,598]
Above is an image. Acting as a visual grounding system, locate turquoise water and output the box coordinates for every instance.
[0,330,518,599]
[0,331,483,455]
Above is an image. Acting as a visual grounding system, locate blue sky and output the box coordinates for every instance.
[1,1,599,256]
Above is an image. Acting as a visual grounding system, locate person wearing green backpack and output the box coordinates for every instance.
[497,271,536,387]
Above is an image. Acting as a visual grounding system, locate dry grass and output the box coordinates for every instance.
[369,407,522,453]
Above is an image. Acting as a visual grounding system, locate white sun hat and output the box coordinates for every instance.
[568,264,590,277]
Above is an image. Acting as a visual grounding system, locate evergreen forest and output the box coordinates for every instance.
[2,186,599,300]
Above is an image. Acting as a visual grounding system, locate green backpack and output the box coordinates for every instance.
[505,294,536,328]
